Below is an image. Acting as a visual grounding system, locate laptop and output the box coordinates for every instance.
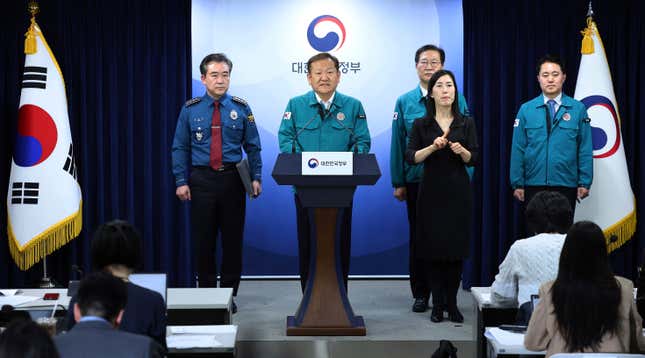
[67,273,167,303]
[129,273,168,303]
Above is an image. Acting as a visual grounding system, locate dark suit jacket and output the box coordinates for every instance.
[54,320,164,358]
[65,282,167,348]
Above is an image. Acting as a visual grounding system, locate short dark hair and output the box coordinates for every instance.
[415,44,445,64]
[0,320,59,358]
[76,272,128,322]
[200,53,233,75]
[525,191,573,235]
[306,52,339,73]
[536,54,566,75]
[91,220,142,271]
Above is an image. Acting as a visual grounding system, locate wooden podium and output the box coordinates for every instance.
[272,153,380,336]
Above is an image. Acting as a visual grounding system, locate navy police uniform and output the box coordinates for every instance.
[172,92,262,293]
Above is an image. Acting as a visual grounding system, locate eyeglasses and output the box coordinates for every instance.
[419,60,441,67]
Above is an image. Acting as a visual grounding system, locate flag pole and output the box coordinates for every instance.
[38,256,57,288]
[25,0,57,289]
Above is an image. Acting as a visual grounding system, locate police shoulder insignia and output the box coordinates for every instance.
[248,113,255,122]
[231,96,248,106]
[357,114,366,119]
[184,97,201,107]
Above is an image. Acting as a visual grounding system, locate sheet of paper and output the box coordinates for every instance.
[167,335,222,349]
[0,290,19,296]
[480,292,491,303]
[168,325,236,335]
[0,295,39,307]
[485,327,526,346]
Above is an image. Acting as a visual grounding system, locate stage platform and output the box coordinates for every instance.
[232,280,477,358]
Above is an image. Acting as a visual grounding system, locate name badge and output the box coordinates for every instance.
[195,127,204,142]
[301,152,353,176]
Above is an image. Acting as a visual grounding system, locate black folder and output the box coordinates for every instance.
[236,159,255,198]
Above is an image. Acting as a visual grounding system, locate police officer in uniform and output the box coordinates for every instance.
[510,54,592,217]
[172,53,262,312]
[278,52,370,292]
[390,44,469,313]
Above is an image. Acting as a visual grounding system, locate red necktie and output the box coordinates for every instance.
[209,101,222,170]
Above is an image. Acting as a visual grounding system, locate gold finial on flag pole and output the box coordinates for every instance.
[580,1,595,55]
[24,0,39,54]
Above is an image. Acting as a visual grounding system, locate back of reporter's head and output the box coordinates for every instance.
[91,220,142,271]
[552,221,619,352]
[558,221,611,279]
[525,191,572,235]
[0,319,59,358]
[76,271,127,325]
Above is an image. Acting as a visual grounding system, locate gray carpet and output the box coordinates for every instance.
[232,280,477,358]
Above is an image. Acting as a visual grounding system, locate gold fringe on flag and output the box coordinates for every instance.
[580,17,595,55]
[605,202,637,253]
[7,201,83,270]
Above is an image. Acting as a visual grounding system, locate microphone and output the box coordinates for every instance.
[292,108,325,153]
[317,102,329,120]
[333,116,359,153]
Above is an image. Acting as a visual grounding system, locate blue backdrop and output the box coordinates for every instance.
[190,0,464,275]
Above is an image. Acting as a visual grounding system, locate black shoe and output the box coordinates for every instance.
[412,297,429,312]
[447,307,463,323]
[231,299,237,314]
[430,307,444,322]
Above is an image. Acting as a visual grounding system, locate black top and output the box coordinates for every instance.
[405,114,479,260]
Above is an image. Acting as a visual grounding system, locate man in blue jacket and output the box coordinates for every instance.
[390,44,469,313]
[278,52,370,292]
[172,53,262,312]
[510,55,592,215]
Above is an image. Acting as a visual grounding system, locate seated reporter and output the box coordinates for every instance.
[525,221,645,356]
[491,191,572,306]
[0,319,59,358]
[65,220,166,348]
[55,272,163,358]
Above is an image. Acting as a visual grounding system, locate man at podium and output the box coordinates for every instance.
[278,52,371,292]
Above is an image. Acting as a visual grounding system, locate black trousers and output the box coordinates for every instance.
[190,167,245,295]
[294,194,352,293]
[405,183,430,300]
[425,260,463,310]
